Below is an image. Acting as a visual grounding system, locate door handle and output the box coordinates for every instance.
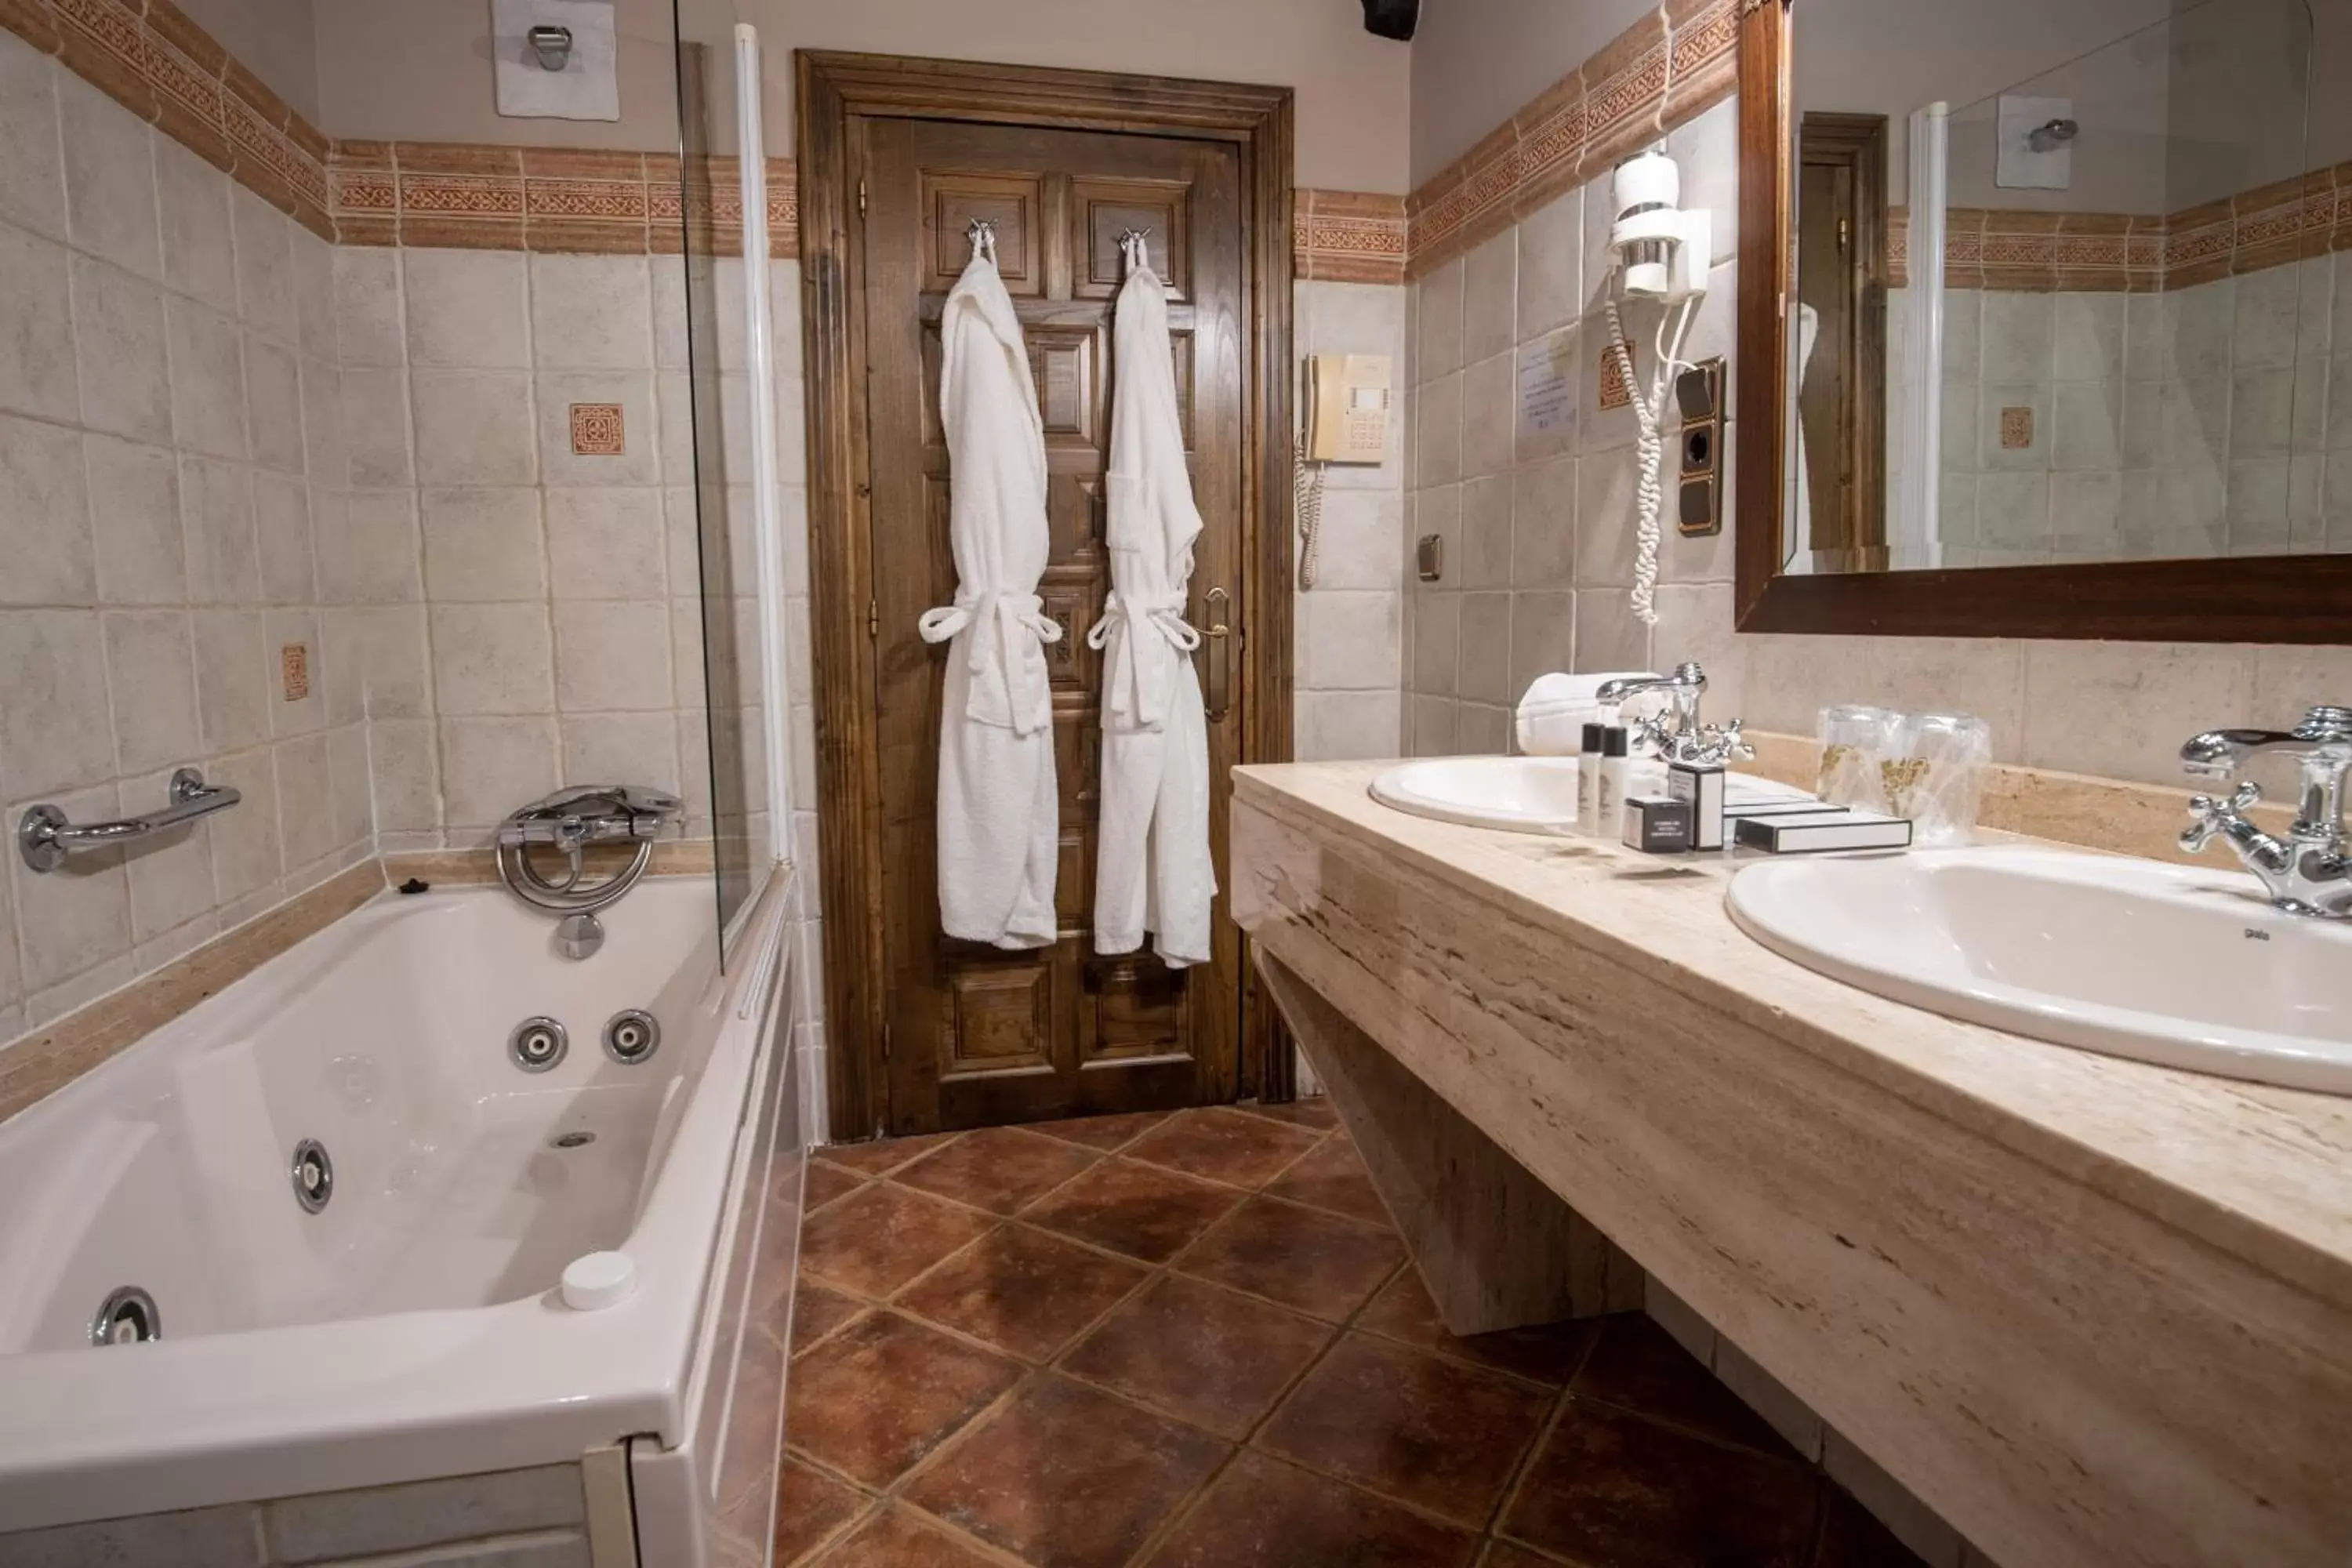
[1201,586,1232,722]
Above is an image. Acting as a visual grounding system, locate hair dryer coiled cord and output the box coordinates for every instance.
[1606,292,1698,630]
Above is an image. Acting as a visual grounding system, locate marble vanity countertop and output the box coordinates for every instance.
[1234,760,2352,1309]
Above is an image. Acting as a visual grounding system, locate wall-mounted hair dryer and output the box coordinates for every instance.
[1610,149,1710,303]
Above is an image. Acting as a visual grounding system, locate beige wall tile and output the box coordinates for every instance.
[554,600,673,712]
[1461,228,1516,365]
[103,611,199,775]
[2021,641,2255,785]
[530,254,654,372]
[1301,488,1403,592]
[328,724,373,848]
[546,487,667,599]
[230,184,297,350]
[439,715,561,831]
[0,412,93,605]
[367,718,441,833]
[323,492,423,605]
[1414,369,1461,487]
[1457,590,1512,705]
[274,732,339,872]
[192,610,270,753]
[1575,446,1640,588]
[1296,690,1403,762]
[0,223,79,424]
[562,711,680,793]
[535,372,659,487]
[0,610,115,799]
[1572,587,1650,673]
[1506,589,1576,695]
[1508,454,1576,589]
[1455,472,1511,590]
[420,487,546,603]
[8,780,132,993]
[1461,350,1515,479]
[87,435,184,605]
[1409,693,1454,757]
[205,745,282,904]
[182,456,261,607]
[165,298,251,462]
[118,764,216,944]
[412,370,537,488]
[292,227,336,366]
[71,256,172,445]
[1456,702,1508,753]
[1512,325,1581,464]
[1409,588,1458,696]
[333,247,407,369]
[246,339,306,475]
[1515,188,1584,344]
[57,73,159,282]
[431,604,556,717]
[0,32,65,242]
[1295,590,1400,694]
[1416,256,1464,382]
[252,472,316,604]
[403,248,532,370]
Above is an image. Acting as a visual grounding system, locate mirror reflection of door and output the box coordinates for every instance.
[1797,113,1890,571]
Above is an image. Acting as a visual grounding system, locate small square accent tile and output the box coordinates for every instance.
[1061,1274,1334,1439]
[902,1374,1229,1568]
[1501,1399,1821,1568]
[280,643,309,702]
[889,1125,1100,1215]
[569,400,626,455]
[1149,1450,1481,1568]
[893,1225,1147,1362]
[1600,341,1635,411]
[786,1312,1022,1488]
[799,1182,996,1298]
[1174,1195,1405,1321]
[1999,405,2035,449]
[1123,1106,1324,1188]
[1254,1333,1553,1528]
[1022,1156,1246,1263]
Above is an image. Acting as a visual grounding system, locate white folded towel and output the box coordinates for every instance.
[1514,671,1661,756]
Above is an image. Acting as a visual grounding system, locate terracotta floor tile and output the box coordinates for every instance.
[1031,1109,1175,1152]
[1814,1487,1931,1566]
[790,1281,869,1353]
[1264,1134,1394,1227]
[1256,1333,1554,1529]
[811,1505,1004,1567]
[786,1312,1022,1488]
[1149,1449,1480,1567]
[1475,1543,1556,1567]
[906,1374,1229,1568]
[773,1457,867,1566]
[818,1132,962,1178]
[804,1160,866,1213]
[891,1125,1102,1215]
[1231,1095,1343,1131]
[800,1182,998,1298]
[1572,1312,1796,1457]
[1355,1269,1598,1388]
[1022,1156,1246,1263]
[1175,1195,1406,1320]
[1125,1105,1326,1187]
[1062,1274,1334,1439]
[1501,1399,1820,1568]
[894,1224,1149,1361]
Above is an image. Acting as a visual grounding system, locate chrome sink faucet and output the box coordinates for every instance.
[1595,662,1754,766]
[2179,705,2352,917]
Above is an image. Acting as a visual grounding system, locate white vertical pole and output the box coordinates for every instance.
[734,24,793,855]
[1904,102,1949,568]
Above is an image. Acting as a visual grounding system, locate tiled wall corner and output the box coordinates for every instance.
[0,35,371,1048]
[1403,96,1740,756]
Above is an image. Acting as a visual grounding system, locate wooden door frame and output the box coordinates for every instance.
[797,50,1297,1141]
[1795,111,1888,565]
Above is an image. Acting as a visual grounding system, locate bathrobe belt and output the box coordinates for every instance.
[1087,590,1200,731]
[920,588,1064,736]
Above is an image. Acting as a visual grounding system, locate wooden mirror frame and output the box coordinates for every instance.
[1733,0,2352,643]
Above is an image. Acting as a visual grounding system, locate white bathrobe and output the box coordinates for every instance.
[920,251,1062,949]
[1087,257,1215,967]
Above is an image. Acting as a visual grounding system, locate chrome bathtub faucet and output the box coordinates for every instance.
[495,785,684,956]
[2180,704,2352,918]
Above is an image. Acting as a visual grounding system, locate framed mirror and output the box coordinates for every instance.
[1736,0,2352,641]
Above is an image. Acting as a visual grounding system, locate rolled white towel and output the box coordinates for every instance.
[1514,671,1662,756]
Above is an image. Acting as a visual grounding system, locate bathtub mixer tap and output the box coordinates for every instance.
[495,786,684,958]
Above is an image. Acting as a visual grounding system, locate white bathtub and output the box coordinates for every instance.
[0,869,802,1562]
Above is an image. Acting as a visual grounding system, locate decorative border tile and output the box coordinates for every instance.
[2,0,333,238]
[1404,0,1740,278]
[1295,189,1407,283]
[1889,168,2344,293]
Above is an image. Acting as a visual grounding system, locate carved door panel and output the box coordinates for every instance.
[863,117,1244,1133]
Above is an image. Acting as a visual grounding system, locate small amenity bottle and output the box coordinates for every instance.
[1594,727,1632,840]
[1574,722,1605,833]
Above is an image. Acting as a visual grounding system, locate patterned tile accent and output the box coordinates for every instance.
[1403,0,1740,279]
[1294,189,1408,284]
[0,0,333,238]
[1889,165,2347,293]
[568,402,626,456]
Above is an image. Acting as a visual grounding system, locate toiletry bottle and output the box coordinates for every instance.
[1595,726,1631,842]
[1668,758,1726,851]
[1575,722,1605,834]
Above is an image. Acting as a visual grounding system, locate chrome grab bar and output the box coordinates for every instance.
[18,768,241,872]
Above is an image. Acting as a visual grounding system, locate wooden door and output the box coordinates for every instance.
[1796,112,1889,564]
[861,117,1245,1133]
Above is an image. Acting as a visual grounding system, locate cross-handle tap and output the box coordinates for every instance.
[1593,662,1753,766]
[2177,706,2352,917]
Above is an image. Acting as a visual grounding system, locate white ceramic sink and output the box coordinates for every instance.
[1370,755,1809,834]
[1728,845,2352,1094]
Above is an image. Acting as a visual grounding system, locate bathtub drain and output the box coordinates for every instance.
[552,1131,596,1149]
[91,1285,160,1346]
[292,1138,334,1214]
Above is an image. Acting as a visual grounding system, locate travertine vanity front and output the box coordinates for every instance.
[1232,760,2352,1568]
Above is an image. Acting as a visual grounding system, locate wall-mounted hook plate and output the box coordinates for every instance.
[527,23,573,70]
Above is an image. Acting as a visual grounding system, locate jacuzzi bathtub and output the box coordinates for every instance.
[0,869,802,1563]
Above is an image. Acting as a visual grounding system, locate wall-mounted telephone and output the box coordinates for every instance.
[1295,354,1392,589]
[1303,354,1392,462]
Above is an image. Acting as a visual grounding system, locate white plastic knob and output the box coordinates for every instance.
[561,1250,636,1312]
